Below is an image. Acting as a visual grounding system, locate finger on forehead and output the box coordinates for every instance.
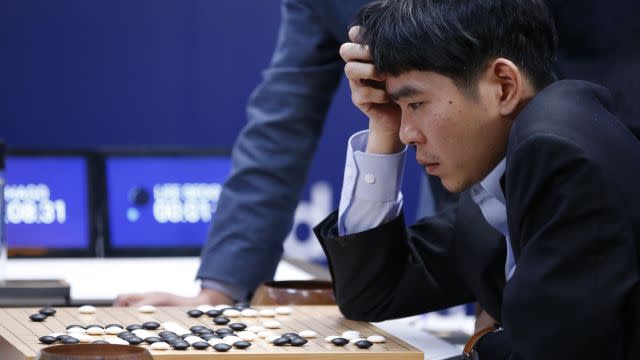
[344,61,385,82]
[348,26,364,43]
[339,42,372,62]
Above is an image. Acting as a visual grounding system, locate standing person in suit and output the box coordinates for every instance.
[315,0,640,359]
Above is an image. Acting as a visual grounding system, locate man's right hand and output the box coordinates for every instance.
[113,288,233,307]
[339,26,403,155]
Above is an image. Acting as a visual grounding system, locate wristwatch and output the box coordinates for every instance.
[462,325,502,360]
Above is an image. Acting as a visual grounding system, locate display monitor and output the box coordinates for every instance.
[104,153,231,256]
[4,154,92,256]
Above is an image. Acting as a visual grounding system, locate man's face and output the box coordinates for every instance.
[387,70,511,192]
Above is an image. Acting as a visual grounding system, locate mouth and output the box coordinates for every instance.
[424,163,440,174]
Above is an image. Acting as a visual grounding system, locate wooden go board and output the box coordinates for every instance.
[0,306,423,359]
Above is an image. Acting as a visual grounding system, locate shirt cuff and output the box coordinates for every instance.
[199,278,247,302]
[352,138,406,202]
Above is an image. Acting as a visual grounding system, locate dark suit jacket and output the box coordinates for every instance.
[314,80,640,359]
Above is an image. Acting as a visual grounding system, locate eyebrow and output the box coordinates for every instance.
[388,85,423,102]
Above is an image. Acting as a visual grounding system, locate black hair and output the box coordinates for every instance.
[354,0,558,92]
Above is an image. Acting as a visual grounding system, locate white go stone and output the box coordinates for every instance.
[259,309,277,317]
[237,331,258,341]
[76,334,94,343]
[262,320,281,329]
[257,330,278,339]
[184,336,204,345]
[138,305,156,313]
[105,327,125,335]
[223,336,242,345]
[241,308,259,317]
[214,304,232,311]
[78,305,96,314]
[67,327,86,334]
[197,304,215,313]
[341,330,361,340]
[265,335,281,343]
[132,329,153,339]
[208,338,225,346]
[350,337,365,344]
[246,325,266,333]
[325,335,339,343]
[86,327,105,335]
[223,309,241,317]
[275,306,293,315]
[298,330,318,338]
[150,341,171,350]
[107,337,129,345]
[367,335,386,343]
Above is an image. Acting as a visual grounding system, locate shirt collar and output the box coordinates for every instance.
[471,158,506,204]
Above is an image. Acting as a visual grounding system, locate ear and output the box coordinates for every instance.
[486,58,525,117]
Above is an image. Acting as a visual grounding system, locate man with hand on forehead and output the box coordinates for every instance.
[314,0,640,359]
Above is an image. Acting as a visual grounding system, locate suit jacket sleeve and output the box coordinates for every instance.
[196,0,344,299]
[477,135,638,359]
[314,202,477,321]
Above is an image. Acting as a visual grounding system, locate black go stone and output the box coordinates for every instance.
[331,337,349,346]
[189,325,207,333]
[281,333,300,340]
[39,336,58,344]
[39,307,56,316]
[105,324,123,329]
[144,336,164,344]
[354,340,374,349]
[205,309,222,317]
[212,343,232,352]
[221,333,238,339]
[233,301,251,310]
[118,332,136,339]
[229,323,247,331]
[29,313,47,322]
[126,324,143,331]
[272,337,291,346]
[65,324,85,330]
[92,340,110,344]
[233,340,252,349]
[162,335,181,343]
[215,328,233,335]
[290,337,309,347]
[180,333,196,339]
[56,335,73,341]
[127,337,144,345]
[61,337,80,344]
[187,309,204,318]
[200,333,220,341]
[86,324,104,329]
[213,316,230,325]
[142,321,160,330]
[158,331,177,338]
[192,341,210,350]
[194,328,214,335]
[171,340,190,350]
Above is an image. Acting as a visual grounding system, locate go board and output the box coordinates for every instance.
[0,306,423,359]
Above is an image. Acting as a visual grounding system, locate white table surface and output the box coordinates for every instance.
[4,257,461,359]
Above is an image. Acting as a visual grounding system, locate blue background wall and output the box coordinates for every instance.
[1,0,423,254]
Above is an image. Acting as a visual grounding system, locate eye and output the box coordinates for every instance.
[407,102,423,111]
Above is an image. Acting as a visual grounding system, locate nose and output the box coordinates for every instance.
[399,113,426,146]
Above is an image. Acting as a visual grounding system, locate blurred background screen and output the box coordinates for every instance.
[104,154,231,255]
[5,155,91,256]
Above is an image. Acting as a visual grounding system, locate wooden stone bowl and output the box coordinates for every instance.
[36,344,152,360]
[251,280,336,306]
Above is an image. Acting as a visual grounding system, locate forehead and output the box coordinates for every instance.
[386,70,456,100]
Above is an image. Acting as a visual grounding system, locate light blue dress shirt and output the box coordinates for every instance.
[339,130,515,281]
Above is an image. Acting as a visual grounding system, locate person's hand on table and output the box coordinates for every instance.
[113,288,233,307]
[340,26,403,155]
